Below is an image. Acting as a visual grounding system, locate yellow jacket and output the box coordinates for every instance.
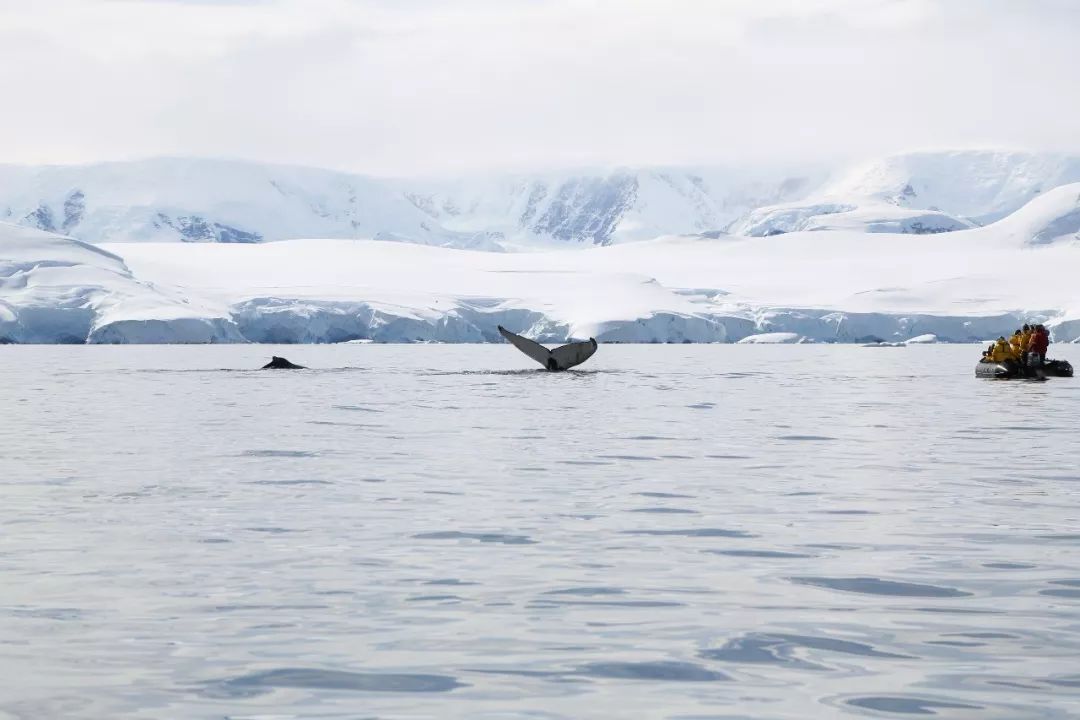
[1010,333,1023,354]
[991,339,1017,363]
[1021,329,1034,351]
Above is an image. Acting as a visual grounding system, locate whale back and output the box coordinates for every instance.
[262,356,306,369]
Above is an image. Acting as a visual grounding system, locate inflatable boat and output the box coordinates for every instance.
[975,359,1073,380]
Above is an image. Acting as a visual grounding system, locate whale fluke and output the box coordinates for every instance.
[262,356,306,369]
[497,325,597,371]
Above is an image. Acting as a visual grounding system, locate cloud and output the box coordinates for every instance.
[0,0,1076,175]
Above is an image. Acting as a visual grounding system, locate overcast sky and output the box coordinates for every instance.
[0,0,1077,176]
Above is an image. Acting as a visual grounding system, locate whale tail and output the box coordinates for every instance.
[497,325,597,371]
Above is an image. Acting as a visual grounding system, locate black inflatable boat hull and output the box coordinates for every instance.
[1045,359,1075,377]
[975,359,1072,379]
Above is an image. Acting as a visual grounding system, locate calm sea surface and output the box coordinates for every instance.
[2,344,1079,719]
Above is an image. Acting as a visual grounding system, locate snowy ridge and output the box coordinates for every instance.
[405,168,820,247]
[0,158,819,250]
[824,150,1080,224]
[3,150,1080,250]
[0,159,504,251]
[731,150,1080,237]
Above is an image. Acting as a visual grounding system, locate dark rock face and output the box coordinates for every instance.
[261,356,306,369]
[154,213,263,243]
[62,191,85,233]
[25,204,56,232]
[531,174,639,245]
[215,224,262,243]
[404,192,439,218]
[518,183,548,226]
[907,221,956,235]
[176,215,215,241]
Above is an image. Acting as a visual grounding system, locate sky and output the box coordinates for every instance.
[0,0,1077,176]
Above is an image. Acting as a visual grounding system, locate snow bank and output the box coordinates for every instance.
[980,183,1080,246]
[736,332,805,344]
[0,222,241,343]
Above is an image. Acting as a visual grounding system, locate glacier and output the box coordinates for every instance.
[2,178,1079,345]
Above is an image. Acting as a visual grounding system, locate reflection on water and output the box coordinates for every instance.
[2,343,1079,719]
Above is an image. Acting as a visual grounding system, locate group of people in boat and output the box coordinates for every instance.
[981,324,1051,371]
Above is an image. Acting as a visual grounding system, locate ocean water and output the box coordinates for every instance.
[2,343,1079,720]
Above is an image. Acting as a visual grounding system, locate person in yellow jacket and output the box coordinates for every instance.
[1020,324,1034,360]
[990,336,1018,364]
[1010,329,1024,356]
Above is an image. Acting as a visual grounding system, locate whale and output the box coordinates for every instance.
[262,356,306,369]
[497,325,598,371]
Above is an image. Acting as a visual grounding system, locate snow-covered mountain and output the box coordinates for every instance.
[735,150,1080,237]
[2,150,1080,251]
[5,183,1080,344]
[0,159,505,251]
[0,158,824,250]
[401,168,822,248]
[825,150,1080,224]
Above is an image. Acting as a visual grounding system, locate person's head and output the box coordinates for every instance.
[1015,329,1021,335]
[1038,324,1046,332]
[998,336,1006,342]
[1023,324,1030,332]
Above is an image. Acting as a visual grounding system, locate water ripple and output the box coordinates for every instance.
[623,528,756,538]
[843,695,982,715]
[574,661,728,682]
[413,531,537,545]
[702,632,910,670]
[206,668,465,697]
[789,576,972,598]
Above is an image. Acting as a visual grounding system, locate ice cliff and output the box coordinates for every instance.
[0,223,241,343]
